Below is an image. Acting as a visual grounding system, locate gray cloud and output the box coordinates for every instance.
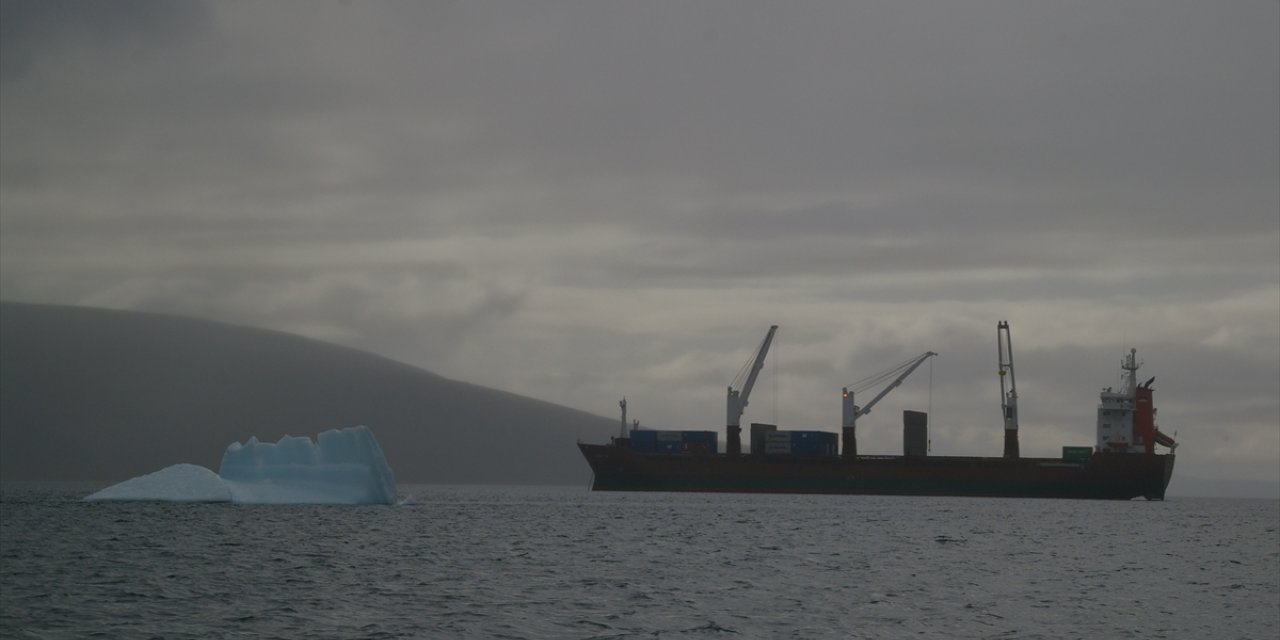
[1,0,1276,494]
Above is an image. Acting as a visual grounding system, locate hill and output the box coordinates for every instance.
[0,302,617,485]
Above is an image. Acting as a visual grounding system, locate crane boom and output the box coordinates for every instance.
[840,350,936,459]
[726,325,778,456]
[842,351,937,425]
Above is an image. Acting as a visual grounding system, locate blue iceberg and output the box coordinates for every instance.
[86,426,397,505]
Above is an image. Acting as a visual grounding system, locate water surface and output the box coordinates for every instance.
[3,484,1277,639]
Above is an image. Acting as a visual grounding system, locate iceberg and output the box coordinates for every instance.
[84,463,232,502]
[85,425,397,505]
[219,426,397,504]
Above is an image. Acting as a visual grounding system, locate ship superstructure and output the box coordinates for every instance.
[1096,349,1179,454]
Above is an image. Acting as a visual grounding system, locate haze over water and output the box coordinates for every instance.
[3,484,1277,639]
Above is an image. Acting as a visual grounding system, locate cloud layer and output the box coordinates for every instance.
[2,1,1277,493]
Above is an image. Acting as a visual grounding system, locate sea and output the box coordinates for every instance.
[2,484,1277,640]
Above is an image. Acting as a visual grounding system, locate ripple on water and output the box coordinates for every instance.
[1,486,1277,639]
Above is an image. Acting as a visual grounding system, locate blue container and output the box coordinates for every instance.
[681,431,717,443]
[629,429,657,452]
[792,443,837,456]
[629,429,719,454]
[788,430,838,456]
[789,430,836,441]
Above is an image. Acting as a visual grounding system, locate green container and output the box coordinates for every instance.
[1062,446,1093,460]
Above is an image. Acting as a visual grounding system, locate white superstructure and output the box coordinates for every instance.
[1095,348,1177,454]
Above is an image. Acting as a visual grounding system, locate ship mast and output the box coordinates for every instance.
[1121,348,1141,397]
[619,397,627,440]
[998,321,1020,458]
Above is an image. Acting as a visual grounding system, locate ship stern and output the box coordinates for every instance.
[1143,454,1176,500]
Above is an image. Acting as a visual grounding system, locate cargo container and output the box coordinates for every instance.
[791,431,838,456]
[628,429,718,454]
[792,443,837,456]
[680,431,718,443]
[904,410,928,457]
[1062,446,1094,460]
[680,431,718,455]
[757,430,839,456]
[627,429,656,452]
[749,423,777,454]
[789,431,837,441]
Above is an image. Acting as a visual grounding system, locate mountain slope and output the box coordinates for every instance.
[0,302,617,484]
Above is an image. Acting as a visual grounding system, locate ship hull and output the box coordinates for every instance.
[579,443,1176,500]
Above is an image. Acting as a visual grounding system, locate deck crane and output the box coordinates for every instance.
[998,320,1019,458]
[841,351,937,458]
[726,325,778,456]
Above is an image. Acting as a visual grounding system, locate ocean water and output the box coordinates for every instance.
[2,484,1277,640]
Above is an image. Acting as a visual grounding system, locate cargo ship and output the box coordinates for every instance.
[578,323,1177,500]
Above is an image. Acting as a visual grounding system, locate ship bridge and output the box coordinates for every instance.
[1096,349,1177,454]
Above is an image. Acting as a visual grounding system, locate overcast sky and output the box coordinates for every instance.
[2,1,1277,494]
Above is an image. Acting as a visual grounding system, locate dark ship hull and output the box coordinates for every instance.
[579,443,1176,500]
